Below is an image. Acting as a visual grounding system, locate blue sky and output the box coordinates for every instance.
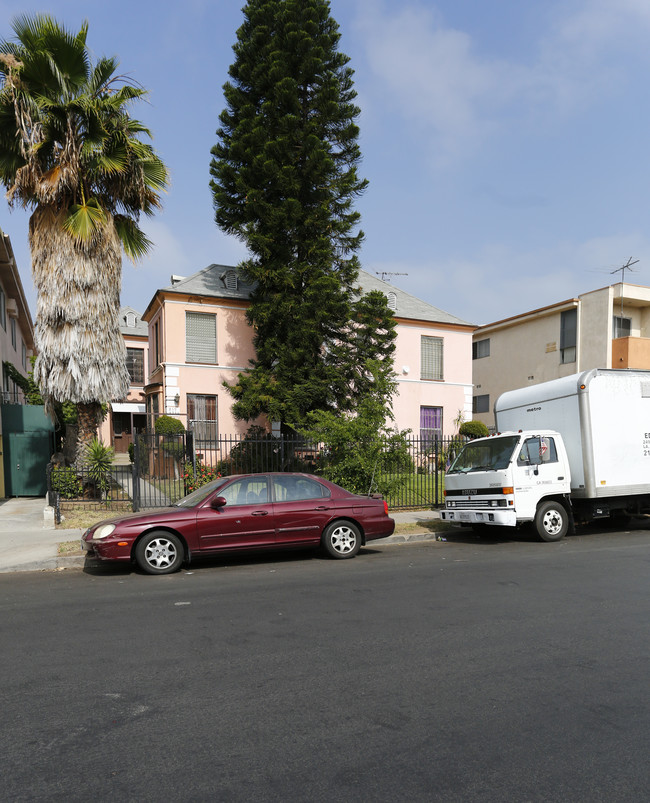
[1,0,649,326]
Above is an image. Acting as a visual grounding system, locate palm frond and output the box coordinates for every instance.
[62,197,107,242]
[113,214,152,261]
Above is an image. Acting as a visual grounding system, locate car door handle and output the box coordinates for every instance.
[315,506,331,510]
[251,510,269,516]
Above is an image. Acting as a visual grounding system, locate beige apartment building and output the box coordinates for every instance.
[472,282,650,428]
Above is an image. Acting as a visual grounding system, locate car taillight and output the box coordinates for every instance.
[383,501,389,515]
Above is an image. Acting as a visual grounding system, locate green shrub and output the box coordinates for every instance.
[154,415,185,435]
[127,442,134,463]
[85,438,115,497]
[51,466,83,499]
[459,420,489,440]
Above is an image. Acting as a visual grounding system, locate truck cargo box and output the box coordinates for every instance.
[495,369,650,499]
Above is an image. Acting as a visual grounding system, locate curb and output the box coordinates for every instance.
[2,530,442,574]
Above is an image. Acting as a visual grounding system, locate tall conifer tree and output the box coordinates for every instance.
[210,0,395,427]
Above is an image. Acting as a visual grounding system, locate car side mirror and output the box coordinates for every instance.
[210,496,227,509]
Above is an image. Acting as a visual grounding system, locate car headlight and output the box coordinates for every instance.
[93,524,116,540]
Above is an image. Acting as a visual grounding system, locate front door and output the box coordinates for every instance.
[112,412,132,453]
[195,475,275,551]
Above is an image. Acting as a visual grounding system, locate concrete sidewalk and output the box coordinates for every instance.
[0,497,85,574]
[0,498,441,574]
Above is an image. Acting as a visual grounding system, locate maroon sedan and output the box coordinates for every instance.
[82,472,395,574]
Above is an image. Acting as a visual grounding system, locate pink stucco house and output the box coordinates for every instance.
[104,265,474,449]
[99,306,148,453]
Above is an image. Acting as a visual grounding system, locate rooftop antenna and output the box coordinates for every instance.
[376,271,408,282]
[611,257,639,319]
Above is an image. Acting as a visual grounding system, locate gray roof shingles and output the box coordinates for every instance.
[158,264,471,327]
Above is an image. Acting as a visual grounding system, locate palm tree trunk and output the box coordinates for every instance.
[76,401,102,468]
[28,207,130,464]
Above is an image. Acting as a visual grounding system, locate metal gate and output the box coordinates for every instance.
[2,404,55,497]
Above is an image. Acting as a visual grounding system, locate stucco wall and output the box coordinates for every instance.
[391,321,473,436]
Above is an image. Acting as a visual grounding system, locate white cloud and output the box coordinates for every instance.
[367,232,650,326]
[355,0,650,165]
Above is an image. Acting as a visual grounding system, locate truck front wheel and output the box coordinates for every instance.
[535,501,568,542]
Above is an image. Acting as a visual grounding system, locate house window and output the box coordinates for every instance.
[0,286,5,331]
[10,318,16,350]
[420,406,442,442]
[126,312,137,328]
[613,316,631,339]
[187,394,217,443]
[147,392,160,431]
[150,318,161,370]
[421,336,443,380]
[126,348,145,384]
[21,341,27,370]
[560,309,577,364]
[472,338,490,359]
[186,312,217,364]
[473,394,490,414]
[386,292,397,312]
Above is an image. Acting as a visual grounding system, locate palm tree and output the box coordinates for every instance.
[0,15,167,462]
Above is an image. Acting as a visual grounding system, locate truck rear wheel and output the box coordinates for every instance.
[535,501,568,542]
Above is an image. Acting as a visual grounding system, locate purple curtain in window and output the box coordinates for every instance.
[420,406,442,431]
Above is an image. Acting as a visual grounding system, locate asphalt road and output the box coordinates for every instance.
[2,526,650,802]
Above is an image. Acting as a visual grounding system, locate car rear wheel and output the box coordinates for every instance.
[135,531,184,574]
[322,520,361,559]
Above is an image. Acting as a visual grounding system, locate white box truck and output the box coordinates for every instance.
[439,369,650,541]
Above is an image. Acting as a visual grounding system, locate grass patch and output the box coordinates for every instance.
[393,519,456,535]
[57,540,83,555]
[57,502,131,531]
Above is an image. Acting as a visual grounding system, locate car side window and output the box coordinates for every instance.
[517,437,558,466]
[220,477,269,506]
[273,476,329,502]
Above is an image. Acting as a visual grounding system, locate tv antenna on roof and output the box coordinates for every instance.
[611,257,639,319]
[376,271,408,282]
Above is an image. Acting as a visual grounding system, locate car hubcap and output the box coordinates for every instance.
[543,511,562,535]
[331,526,356,553]
[145,538,177,568]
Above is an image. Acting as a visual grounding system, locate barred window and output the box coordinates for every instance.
[187,394,217,443]
[420,406,442,441]
[186,312,217,364]
[421,336,443,381]
[126,348,144,384]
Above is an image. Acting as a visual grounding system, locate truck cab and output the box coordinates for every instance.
[439,431,572,541]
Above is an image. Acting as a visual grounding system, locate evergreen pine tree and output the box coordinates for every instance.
[210,0,395,427]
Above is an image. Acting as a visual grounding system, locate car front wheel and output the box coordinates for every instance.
[322,520,361,559]
[135,531,184,574]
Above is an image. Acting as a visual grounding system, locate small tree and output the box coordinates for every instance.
[300,361,409,498]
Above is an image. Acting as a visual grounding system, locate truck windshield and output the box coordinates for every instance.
[447,435,520,474]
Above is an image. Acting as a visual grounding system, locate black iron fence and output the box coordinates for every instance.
[47,433,465,522]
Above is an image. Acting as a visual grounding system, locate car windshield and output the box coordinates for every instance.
[447,435,520,474]
[173,477,230,508]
